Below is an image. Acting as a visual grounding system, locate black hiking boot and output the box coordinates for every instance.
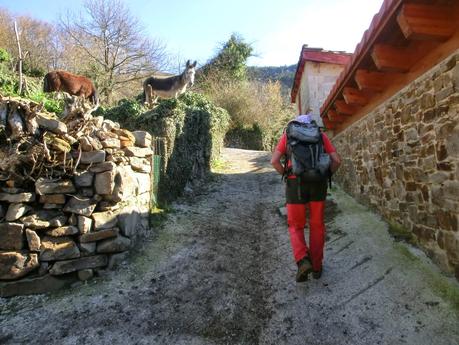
[312,268,322,279]
[296,257,312,282]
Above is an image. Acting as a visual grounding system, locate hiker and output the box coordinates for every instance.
[270,113,341,282]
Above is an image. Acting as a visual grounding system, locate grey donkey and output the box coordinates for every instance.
[143,60,197,107]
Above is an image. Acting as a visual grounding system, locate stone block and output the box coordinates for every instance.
[92,210,119,230]
[39,194,66,204]
[0,192,35,203]
[79,228,119,243]
[6,203,31,221]
[107,252,129,270]
[0,273,77,297]
[64,196,97,216]
[36,115,67,135]
[0,223,24,250]
[117,205,139,237]
[134,172,151,195]
[0,252,39,280]
[74,172,94,187]
[39,236,80,261]
[123,147,153,158]
[25,229,41,251]
[49,255,108,275]
[78,269,94,281]
[45,225,79,237]
[95,170,116,195]
[101,138,121,149]
[89,161,116,173]
[97,235,131,253]
[78,215,92,234]
[79,136,93,151]
[80,150,106,164]
[35,178,76,195]
[132,130,152,148]
[78,242,96,256]
[130,157,151,173]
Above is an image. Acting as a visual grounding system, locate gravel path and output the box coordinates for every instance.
[1,148,458,345]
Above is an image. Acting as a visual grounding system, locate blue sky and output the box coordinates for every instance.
[0,0,383,67]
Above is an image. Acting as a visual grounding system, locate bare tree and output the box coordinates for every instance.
[59,0,168,104]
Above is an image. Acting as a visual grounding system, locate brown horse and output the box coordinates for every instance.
[43,70,98,105]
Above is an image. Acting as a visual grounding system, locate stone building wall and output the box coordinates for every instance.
[332,51,459,278]
[0,97,154,296]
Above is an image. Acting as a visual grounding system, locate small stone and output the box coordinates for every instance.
[78,269,94,281]
[81,188,94,197]
[101,138,121,149]
[49,255,108,275]
[64,196,97,216]
[39,194,66,204]
[78,216,92,234]
[79,228,119,243]
[35,178,76,195]
[79,136,93,151]
[0,192,35,203]
[132,131,152,148]
[39,236,80,261]
[79,242,96,256]
[74,172,94,187]
[6,203,31,221]
[130,157,151,173]
[89,161,116,173]
[92,210,119,230]
[68,213,78,225]
[0,223,24,250]
[97,235,131,253]
[36,114,67,135]
[45,225,79,237]
[94,170,116,195]
[108,252,129,269]
[26,229,41,251]
[0,252,39,280]
[80,150,106,164]
[123,147,153,158]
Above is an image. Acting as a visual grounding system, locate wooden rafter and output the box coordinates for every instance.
[342,87,368,107]
[371,43,416,72]
[354,69,402,92]
[322,117,336,129]
[397,3,456,41]
[335,100,359,115]
[327,110,345,123]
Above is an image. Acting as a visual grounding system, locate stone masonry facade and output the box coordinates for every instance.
[332,51,459,278]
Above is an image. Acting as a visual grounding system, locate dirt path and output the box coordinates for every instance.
[1,148,459,345]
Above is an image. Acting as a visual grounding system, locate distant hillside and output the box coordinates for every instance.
[247,64,297,97]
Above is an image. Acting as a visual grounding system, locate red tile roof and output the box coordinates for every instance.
[319,0,403,116]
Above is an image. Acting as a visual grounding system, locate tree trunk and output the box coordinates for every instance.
[14,21,23,95]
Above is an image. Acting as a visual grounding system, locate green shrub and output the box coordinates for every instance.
[0,49,10,63]
[100,92,230,202]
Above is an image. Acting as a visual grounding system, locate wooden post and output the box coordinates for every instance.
[14,21,23,95]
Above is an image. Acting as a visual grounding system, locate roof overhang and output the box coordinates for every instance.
[320,0,459,133]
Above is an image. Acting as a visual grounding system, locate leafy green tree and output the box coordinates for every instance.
[200,34,253,82]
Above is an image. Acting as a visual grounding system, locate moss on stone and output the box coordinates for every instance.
[388,221,413,242]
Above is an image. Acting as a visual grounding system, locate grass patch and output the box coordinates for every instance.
[388,221,413,242]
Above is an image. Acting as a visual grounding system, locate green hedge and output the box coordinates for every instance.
[98,92,230,202]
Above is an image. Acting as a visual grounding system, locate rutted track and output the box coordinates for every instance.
[0,148,458,345]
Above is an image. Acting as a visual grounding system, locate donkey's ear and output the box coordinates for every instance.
[186,60,191,67]
[192,60,197,68]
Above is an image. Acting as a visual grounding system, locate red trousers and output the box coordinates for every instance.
[287,201,325,271]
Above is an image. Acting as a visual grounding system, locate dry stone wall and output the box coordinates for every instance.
[332,51,459,278]
[0,96,153,296]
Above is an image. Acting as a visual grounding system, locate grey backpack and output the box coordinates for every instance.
[285,120,331,181]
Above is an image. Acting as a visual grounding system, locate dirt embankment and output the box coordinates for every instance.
[1,148,458,345]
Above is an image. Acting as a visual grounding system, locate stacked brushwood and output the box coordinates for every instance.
[0,94,153,294]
